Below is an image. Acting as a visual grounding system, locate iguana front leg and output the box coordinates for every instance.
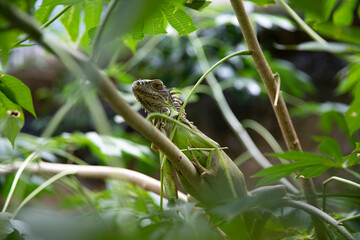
[187,146,215,177]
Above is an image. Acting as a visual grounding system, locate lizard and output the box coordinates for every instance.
[132,79,248,206]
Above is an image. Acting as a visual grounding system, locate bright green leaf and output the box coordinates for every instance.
[0,73,36,117]
[143,9,167,35]
[161,2,198,36]
[314,137,342,161]
[333,0,356,27]
[296,166,330,178]
[268,151,337,166]
[345,82,360,135]
[245,0,275,7]
[34,0,55,24]
[0,30,20,65]
[131,22,144,41]
[81,0,103,49]
[252,161,321,178]
[61,5,81,42]
[0,91,24,147]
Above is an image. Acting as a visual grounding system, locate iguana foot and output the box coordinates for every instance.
[187,147,215,177]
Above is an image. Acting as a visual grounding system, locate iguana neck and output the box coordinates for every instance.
[132,79,187,122]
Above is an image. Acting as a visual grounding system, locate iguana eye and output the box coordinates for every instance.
[162,107,170,115]
[152,81,163,90]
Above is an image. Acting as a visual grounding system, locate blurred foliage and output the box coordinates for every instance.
[0,0,360,239]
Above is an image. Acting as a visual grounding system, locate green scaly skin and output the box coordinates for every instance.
[132,79,248,206]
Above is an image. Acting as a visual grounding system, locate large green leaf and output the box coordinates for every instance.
[0,91,24,147]
[0,73,36,117]
[268,151,338,166]
[345,82,360,135]
[61,5,81,42]
[314,137,342,162]
[161,1,198,36]
[253,151,339,186]
[143,9,167,35]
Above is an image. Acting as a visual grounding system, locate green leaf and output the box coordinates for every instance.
[130,22,145,41]
[143,9,167,35]
[0,92,24,147]
[337,63,360,95]
[314,137,342,161]
[184,0,212,11]
[34,0,55,24]
[253,161,321,178]
[289,0,337,23]
[80,0,103,49]
[333,0,356,27]
[245,0,275,6]
[313,22,360,45]
[296,166,329,178]
[0,30,20,65]
[161,1,198,36]
[60,5,81,42]
[0,73,36,117]
[345,82,360,135]
[268,151,337,166]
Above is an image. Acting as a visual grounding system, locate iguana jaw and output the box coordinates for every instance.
[132,79,175,114]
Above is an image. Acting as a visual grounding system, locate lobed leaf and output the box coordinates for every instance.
[268,151,337,166]
[296,166,330,178]
[314,136,342,162]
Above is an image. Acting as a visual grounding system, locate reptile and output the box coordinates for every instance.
[132,79,248,206]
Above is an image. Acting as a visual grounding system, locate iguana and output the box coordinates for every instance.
[132,79,248,206]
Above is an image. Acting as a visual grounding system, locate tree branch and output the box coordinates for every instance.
[0,161,188,202]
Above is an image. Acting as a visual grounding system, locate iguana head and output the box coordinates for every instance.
[132,79,184,117]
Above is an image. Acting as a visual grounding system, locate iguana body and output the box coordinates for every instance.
[132,79,248,205]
